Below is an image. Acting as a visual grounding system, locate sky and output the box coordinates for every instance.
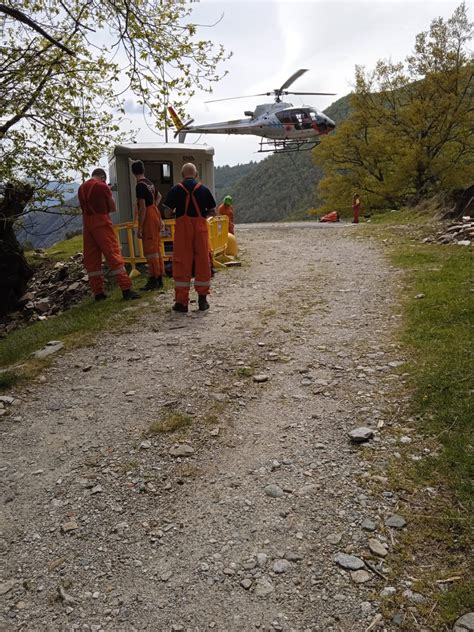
[124,0,463,167]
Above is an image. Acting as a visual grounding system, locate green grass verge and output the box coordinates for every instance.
[369,220,473,628]
[0,279,166,372]
[46,234,83,261]
[0,369,21,391]
[393,244,473,509]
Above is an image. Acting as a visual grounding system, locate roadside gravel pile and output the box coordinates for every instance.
[423,215,473,246]
[0,253,88,336]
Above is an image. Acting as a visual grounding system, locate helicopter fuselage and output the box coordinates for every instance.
[180,103,335,142]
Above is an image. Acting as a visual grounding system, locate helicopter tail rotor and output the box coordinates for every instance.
[168,105,194,132]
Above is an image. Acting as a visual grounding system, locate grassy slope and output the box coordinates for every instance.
[1,235,166,386]
[366,213,473,628]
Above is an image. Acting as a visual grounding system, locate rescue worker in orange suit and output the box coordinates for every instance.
[352,193,361,224]
[163,163,216,313]
[78,168,140,301]
[217,195,235,235]
[131,160,164,291]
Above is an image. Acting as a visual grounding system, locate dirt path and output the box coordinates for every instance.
[1,224,409,632]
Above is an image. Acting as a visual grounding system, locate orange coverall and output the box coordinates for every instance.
[217,202,235,234]
[141,204,164,278]
[173,182,211,306]
[79,179,131,296]
[352,196,361,224]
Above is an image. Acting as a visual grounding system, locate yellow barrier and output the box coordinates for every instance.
[114,216,237,276]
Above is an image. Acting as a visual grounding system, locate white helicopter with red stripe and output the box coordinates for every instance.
[168,69,336,153]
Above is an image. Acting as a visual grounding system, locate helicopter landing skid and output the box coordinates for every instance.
[258,138,321,153]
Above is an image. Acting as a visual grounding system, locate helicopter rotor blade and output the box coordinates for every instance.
[278,68,308,93]
[204,93,268,104]
[284,91,337,96]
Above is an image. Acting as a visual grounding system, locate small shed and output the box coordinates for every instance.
[108,143,215,223]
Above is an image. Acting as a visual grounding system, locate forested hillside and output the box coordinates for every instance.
[214,162,258,204]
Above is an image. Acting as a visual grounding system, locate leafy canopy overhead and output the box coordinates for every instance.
[314,2,473,213]
[0,0,228,188]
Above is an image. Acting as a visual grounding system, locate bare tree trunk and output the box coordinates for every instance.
[0,183,34,315]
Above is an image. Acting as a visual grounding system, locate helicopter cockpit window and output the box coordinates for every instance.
[276,111,292,125]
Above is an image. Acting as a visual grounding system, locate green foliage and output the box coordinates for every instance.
[225,150,325,223]
[314,3,474,214]
[0,0,228,201]
[214,162,257,205]
[0,369,20,391]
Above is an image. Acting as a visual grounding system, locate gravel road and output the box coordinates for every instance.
[1,224,414,632]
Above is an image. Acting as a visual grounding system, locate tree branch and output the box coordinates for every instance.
[0,3,75,56]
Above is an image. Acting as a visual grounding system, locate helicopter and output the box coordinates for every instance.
[167,69,337,153]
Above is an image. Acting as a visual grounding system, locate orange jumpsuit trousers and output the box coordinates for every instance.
[141,204,164,278]
[217,203,235,234]
[173,182,211,306]
[83,213,131,296]
[352,203,360,224]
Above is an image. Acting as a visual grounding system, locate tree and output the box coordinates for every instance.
[0,0,228,310]
[1,0,228,186]
[314,3,473,214]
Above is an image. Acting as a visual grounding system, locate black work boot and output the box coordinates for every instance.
[122,289,141,300]
[198,295,210,311]
[94,293,107,302]
[172,302,188,313]
[141,277,161,292]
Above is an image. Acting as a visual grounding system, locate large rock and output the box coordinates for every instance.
[334,553,365,571]
[385,514,406,529]
[349,427,374,443]
[454,613,474,631]
[33,341,64,359]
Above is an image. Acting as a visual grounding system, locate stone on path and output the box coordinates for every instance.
[61,520,79,533]
[253,374,269,383]
[254,577,274,597]
[264,484,284,498]
[169,444,195,457]
[453,613,474,632]
[33,341,64,359]
[273,559,290,574]
[334,553,365,571]
[0,580,16,595]
[349,427,374,443]
[368,538,388,558]
[385,514,406,529]
[361,519,377,532]
[351,570,371,584]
